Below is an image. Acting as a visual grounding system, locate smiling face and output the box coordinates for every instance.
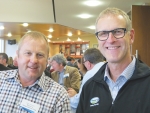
[96,15,134,65]
[17,36,48,85]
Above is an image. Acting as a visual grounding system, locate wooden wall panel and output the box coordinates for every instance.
[132,5,150,66]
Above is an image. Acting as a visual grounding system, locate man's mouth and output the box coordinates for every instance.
[107,46,119,50]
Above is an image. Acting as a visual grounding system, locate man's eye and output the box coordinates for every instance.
[25,52,31,55]
[99,32,107,37]
[37,54,44,57]
[114,30,123,34]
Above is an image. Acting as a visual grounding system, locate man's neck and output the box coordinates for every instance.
[107,57,133,82]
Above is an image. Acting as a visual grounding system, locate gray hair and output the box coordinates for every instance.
[51,54,67,66]
[84,48,103,64]
[95,7,132,32]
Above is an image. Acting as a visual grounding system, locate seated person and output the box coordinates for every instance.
[0,64,11,71]
[77,57,87,80]
[7,56,18,69]
[0,53,12,69]
[51,54,81,93]
[71,57,78,69]
[66,56,74,67]
[67,48,105,112]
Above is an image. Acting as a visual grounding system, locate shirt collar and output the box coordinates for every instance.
[5,70,48,91]
[104,56,136,81]
[37,72,49,91]
[5,69,19,79]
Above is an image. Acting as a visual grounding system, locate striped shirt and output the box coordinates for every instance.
[0,69,71,113]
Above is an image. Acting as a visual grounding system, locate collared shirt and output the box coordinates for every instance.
[58,66,66,85]
[70,62,105,108]
[104,57,136,103]
[59,69,65,85]
[0,69,71,113]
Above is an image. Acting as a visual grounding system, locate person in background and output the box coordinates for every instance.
[0,53,11,69]
[46,57,54,73]
[7,56,18,69]
[8,56,13,66]
[51,54,81,93]
[66,56,74,67]
[70,57,78,69]
[0,31,70,112]
[68,48,104,113]
[77,57,87,80]
[0,64,11,71]
[77,7,150,113]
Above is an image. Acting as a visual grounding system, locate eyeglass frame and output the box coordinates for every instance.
[95,28,127,41]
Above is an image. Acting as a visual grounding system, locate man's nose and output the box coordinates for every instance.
[106,32,117,42]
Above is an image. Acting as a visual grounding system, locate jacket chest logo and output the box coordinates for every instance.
[90,97,99,107]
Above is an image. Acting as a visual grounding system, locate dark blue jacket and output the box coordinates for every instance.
[76,59,150,113]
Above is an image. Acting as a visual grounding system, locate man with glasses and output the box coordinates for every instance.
[77,7,150,113]
[68,48,104,113]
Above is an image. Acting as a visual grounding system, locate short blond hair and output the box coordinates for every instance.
[18,31,49,56]
[95,7,132,32]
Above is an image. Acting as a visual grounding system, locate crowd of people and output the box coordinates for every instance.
[0,7,150,113]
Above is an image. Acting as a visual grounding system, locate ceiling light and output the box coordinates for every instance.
[77,37,82,41]
[78,14,92,19]
[23,23,28,27]
[83,0,102,6]
[48,28,54,32]
[88,25,95,29]
[67,32,72,36]
[7,32,12,37]
[48,34,52,38]
[77,31,81,35]
[47,39,51,42]
[0,26,4,30]
[67,38,71,41]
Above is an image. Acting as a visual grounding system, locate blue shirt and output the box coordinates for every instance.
[70,62,105,108]
[59,69,65,85]
[104,57,136,103]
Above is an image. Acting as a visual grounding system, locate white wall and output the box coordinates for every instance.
[0,0,54,23]
[5,40,18,58]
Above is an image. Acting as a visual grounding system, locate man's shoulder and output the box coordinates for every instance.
[83,64,107,87]
[44,76,68,94]
[51,71,58,77]
[66,65,78,71]
[0,64,11,71]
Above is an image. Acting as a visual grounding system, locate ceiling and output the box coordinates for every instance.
[0,0,149,42]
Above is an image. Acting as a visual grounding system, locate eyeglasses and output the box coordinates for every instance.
[95,28,127,41]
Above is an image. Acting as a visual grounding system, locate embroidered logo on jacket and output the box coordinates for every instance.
[90,97,99,107]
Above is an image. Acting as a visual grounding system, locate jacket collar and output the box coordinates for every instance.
[93,59,150,83]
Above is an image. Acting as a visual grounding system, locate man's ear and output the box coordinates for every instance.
[129,29,135,44]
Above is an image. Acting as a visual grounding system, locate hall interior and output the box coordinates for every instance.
[0,0,149,59]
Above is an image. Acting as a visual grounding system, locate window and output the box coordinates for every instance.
[0,39,4,52]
